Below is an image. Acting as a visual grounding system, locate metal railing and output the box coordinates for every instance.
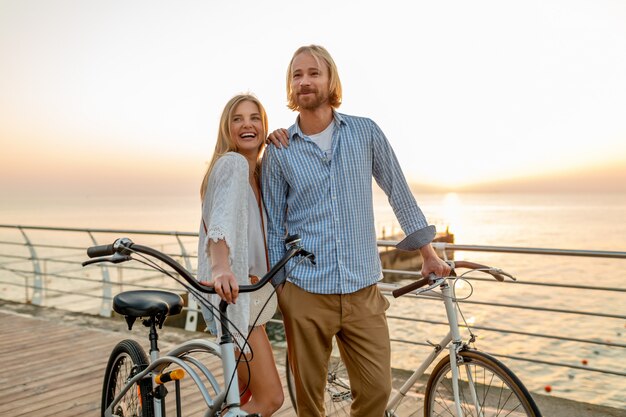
[1,224,625,384]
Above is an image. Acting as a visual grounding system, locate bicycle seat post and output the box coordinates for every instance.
[143,316,166,417]
[145,316,161,361]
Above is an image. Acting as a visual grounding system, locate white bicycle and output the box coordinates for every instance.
[285,261,543,417]
[84,234,313,417]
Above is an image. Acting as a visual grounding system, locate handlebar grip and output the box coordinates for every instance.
[87,244,116,258]
[392,276,431,298]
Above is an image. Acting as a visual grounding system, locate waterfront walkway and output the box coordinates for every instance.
[0,300,623,417]
[0,302,296,417]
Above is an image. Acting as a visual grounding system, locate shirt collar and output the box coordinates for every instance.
[291,110,345,140]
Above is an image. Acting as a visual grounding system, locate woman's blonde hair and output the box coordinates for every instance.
[200,94,268,200]
[286,45,342,111]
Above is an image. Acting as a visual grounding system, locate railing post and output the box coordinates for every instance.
[18,227,43,305]
[176,235,199,332]
[88,232,112,317]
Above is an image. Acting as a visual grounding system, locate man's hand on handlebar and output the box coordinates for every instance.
[419,243,451,281]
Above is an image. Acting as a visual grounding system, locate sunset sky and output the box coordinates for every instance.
[1,0,626,199]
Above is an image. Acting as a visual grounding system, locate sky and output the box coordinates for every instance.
[1,0,626,199]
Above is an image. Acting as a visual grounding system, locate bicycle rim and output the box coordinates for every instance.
[324,352,353,415]
[102,339,154,417]
[424,350,541,417]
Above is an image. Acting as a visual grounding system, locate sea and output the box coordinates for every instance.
[1,190,625,409]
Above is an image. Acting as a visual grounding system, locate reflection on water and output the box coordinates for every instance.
[442,192,462,238]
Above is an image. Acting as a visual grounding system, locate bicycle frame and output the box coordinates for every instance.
[105,303,245,417]
[104,340,219,417]
[379,279,479,417]
[103,327,246,417]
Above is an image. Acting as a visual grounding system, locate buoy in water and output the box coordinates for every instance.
[582,359,588,365]
[544,385,552,393]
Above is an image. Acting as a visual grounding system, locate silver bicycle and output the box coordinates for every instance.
[83,234,313,417]
[285,261,542,417]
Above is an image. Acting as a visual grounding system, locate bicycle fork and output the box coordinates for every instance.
[441,282,483,417]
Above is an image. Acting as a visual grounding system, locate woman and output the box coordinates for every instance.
[197,93,283,416]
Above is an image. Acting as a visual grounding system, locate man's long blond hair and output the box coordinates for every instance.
[286,45,342,111]
[200,94,268,200]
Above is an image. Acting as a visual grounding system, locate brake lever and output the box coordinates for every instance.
[81,253,132,267]
[493,268,517,281]
[299,249,316,265]
[417,276,445,296]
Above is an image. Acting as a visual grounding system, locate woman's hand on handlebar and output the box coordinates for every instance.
[206,239,240,303]
[203,265,239,304]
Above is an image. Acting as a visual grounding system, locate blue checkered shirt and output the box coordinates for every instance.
[262,112,435,294]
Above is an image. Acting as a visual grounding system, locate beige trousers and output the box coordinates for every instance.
[279,282,392,417]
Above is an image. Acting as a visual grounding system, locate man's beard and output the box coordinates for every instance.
[296,90,329,111]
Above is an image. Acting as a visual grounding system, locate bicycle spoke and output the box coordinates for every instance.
[434,381,457,416]
[425,352,539,417]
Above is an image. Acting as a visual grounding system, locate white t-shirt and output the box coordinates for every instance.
[308,121,335,161]
[247,186,268,279]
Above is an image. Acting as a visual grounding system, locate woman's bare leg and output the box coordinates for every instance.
[237,326,284,416]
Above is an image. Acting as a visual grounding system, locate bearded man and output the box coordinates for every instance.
[262,45,450,417]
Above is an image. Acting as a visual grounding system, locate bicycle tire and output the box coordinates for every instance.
[424,349,542,417]
[285,337,353,416]
[102,339,154,417]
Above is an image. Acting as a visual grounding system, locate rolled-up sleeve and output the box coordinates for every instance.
[370,120,435,250]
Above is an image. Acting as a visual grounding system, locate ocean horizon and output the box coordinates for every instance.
[3,190,626,246]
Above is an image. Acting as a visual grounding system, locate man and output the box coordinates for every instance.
[262,45,450,417]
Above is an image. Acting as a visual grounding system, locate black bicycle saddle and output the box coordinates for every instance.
[113,290,184,319]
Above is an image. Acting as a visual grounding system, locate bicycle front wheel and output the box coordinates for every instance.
[424,349,541,417]
[102,339,154,417]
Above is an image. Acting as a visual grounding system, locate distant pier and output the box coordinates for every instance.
[379,227,455,282]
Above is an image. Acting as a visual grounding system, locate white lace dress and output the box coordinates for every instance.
[197,152,268,349]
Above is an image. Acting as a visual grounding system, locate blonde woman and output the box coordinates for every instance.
[197,94,283,416]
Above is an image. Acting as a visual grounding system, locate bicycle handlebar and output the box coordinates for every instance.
[82,234,313,295]
[391,260,515,298]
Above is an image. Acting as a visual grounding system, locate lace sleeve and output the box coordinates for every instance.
[202,153,249,260]
[199,152,251,350]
